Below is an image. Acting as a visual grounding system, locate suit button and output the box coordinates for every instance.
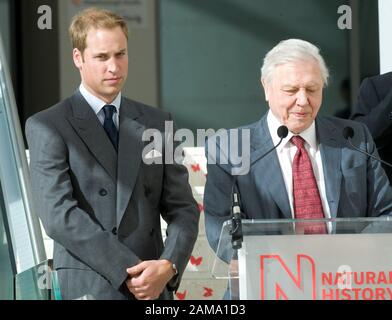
[99,189,108,196]
[112,227,117,235]
[389,112,392,120]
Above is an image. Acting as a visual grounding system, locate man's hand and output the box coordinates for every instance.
[125,259,176,300]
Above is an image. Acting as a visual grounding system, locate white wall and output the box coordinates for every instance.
[378,0,392,74]
[58,0,159,107]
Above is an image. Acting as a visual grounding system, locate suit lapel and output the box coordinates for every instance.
[251,116,292,218]
[317,117,342,218]
[116,98,145,227]
[67,91,117,182]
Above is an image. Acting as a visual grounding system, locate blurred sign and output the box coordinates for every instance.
[68,0,147,28]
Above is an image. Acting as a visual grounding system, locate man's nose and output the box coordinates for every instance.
[107,58,119,73]
[296,89,308,106]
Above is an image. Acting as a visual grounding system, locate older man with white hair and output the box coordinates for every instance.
[204,39,392,255]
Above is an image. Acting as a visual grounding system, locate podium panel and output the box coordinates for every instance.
[212,218,392,300]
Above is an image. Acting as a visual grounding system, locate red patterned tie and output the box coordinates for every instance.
[291,136,326,234]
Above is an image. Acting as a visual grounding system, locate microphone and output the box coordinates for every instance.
[230,191,243,250]
[278,125,289,140]
[342,126,392,168]
[250,125,289,165]
[230,125,289,250]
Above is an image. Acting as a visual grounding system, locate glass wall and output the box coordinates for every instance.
[160,0,379,132]
[0,181,15,299]
[0,32,46,299]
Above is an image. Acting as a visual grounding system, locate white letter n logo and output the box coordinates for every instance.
[260,254,317,300]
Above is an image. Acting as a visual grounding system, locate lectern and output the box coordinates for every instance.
[212,217,392,300]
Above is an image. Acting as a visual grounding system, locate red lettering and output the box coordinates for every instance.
[276,284,289,300]
[351,288,361,300]
[362,288,374,300]
[387,287,392,300]
[340,289,352,300]
[353,272,364,285]
[322,289,335,300]
[377,272,387,285]
[366,272,376,285]
[375,288,386,300]
[259,254,316,300]
[320,271,392,300]
[334,272,343,285]
[338,271,352,287]
[321,272,333,286]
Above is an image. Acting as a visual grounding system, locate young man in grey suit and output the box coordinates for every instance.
[26,8,199,300]
[204,39,392,256]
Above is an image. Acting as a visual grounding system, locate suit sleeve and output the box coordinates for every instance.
[26,116,140,291]
[157,114,199,291]
[359,123,392,216]
[203,137,235,262]
[351,77,392,141]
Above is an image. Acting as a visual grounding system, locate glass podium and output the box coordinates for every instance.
[212,217,392,300]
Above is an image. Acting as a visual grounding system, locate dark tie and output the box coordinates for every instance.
[102,105,118,151]
[291,136,326,234]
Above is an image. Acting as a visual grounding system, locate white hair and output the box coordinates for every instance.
[261,39,329,86]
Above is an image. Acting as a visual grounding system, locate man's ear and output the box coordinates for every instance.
[261,79,269,101]
[73,48,83,69]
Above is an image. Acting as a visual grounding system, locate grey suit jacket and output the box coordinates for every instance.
[26,90,199,300]
[204,114,392,252]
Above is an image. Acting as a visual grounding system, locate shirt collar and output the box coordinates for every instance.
[266,110,317,152]
[79,83,122,115]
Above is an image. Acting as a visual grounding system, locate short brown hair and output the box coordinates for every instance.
[69,7,128,54]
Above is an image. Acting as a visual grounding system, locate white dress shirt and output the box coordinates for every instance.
[266,111,331,220]
[79,83,121,130]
